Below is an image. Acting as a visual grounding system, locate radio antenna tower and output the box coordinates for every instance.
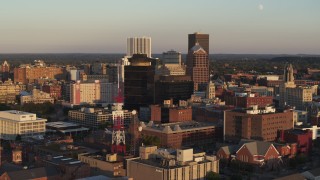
[111,60,126,154]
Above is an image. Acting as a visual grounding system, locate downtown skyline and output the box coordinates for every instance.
[0,0,319,54]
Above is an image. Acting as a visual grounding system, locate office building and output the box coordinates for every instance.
[127,37,152,58]
[124,54,158,110]
[127,146,219,180]
[68,107,133,129]
[155,75,194,104]
[188,32,209,54]
[186,43,209,91]
[224,106,294,142]
[70,80,117,106]
[0,110,46,140]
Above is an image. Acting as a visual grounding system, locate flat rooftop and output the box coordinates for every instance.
[0,110,46,122]
[141,121,217,134]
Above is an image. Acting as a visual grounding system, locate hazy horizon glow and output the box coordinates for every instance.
[0,0,319,54]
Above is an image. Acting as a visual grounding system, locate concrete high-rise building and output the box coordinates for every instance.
[127,37,152,58]
[186,43,209,91]
[188,32,209,54]
[279,64,313,110]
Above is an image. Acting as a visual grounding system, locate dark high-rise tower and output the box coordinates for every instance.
[124,54,158,111]
[188,32,209,55]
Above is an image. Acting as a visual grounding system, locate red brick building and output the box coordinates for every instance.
[224,106,294,142]
[225,92,273,108]
[277,129,313,154]
[42,84,62,100]
[141,121,222,149]
[14,62,66,84]
[217,141,280,166]
[186,43,209,91]
[150,104,192,123]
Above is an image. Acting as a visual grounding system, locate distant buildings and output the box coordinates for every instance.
[20,89,54,105]
[127,146,219,180]
[224,106,294,142]
[0,79,25,104]
[127,37,152,58]
[186,43,209,91]
[13,60,66,84]
[0,110,46,140]
[0,60,10,82]
[157,50,186,76]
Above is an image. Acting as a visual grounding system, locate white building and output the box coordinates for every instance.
[127,37,152,58]
[70,80,118,106]
[0,110,46,140]
[70,69,84,81]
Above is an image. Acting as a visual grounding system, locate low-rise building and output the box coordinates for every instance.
[68,107,133,129]
[0,110,46,140]
[20,89,54,105]
[78,153,125,177]
[140,121,222,149]
[127,146,219,180]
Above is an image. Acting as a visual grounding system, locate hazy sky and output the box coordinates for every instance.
[1,0,319,54]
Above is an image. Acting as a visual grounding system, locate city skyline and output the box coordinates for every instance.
[1,0,319,54]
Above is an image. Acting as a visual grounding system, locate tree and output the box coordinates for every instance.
[141,135,160,147]
[206,171,220,180]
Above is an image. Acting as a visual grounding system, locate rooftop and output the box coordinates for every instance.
[0,110,46,122]
[141,121,216,134]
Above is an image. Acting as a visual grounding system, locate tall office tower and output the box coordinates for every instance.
[127,37,152,58]
[188,32,209,55]
[124,54,158,111]
[186,43,209,91]
[279,64,313,110]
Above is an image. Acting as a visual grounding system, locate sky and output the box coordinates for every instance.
[0,0,319,54]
